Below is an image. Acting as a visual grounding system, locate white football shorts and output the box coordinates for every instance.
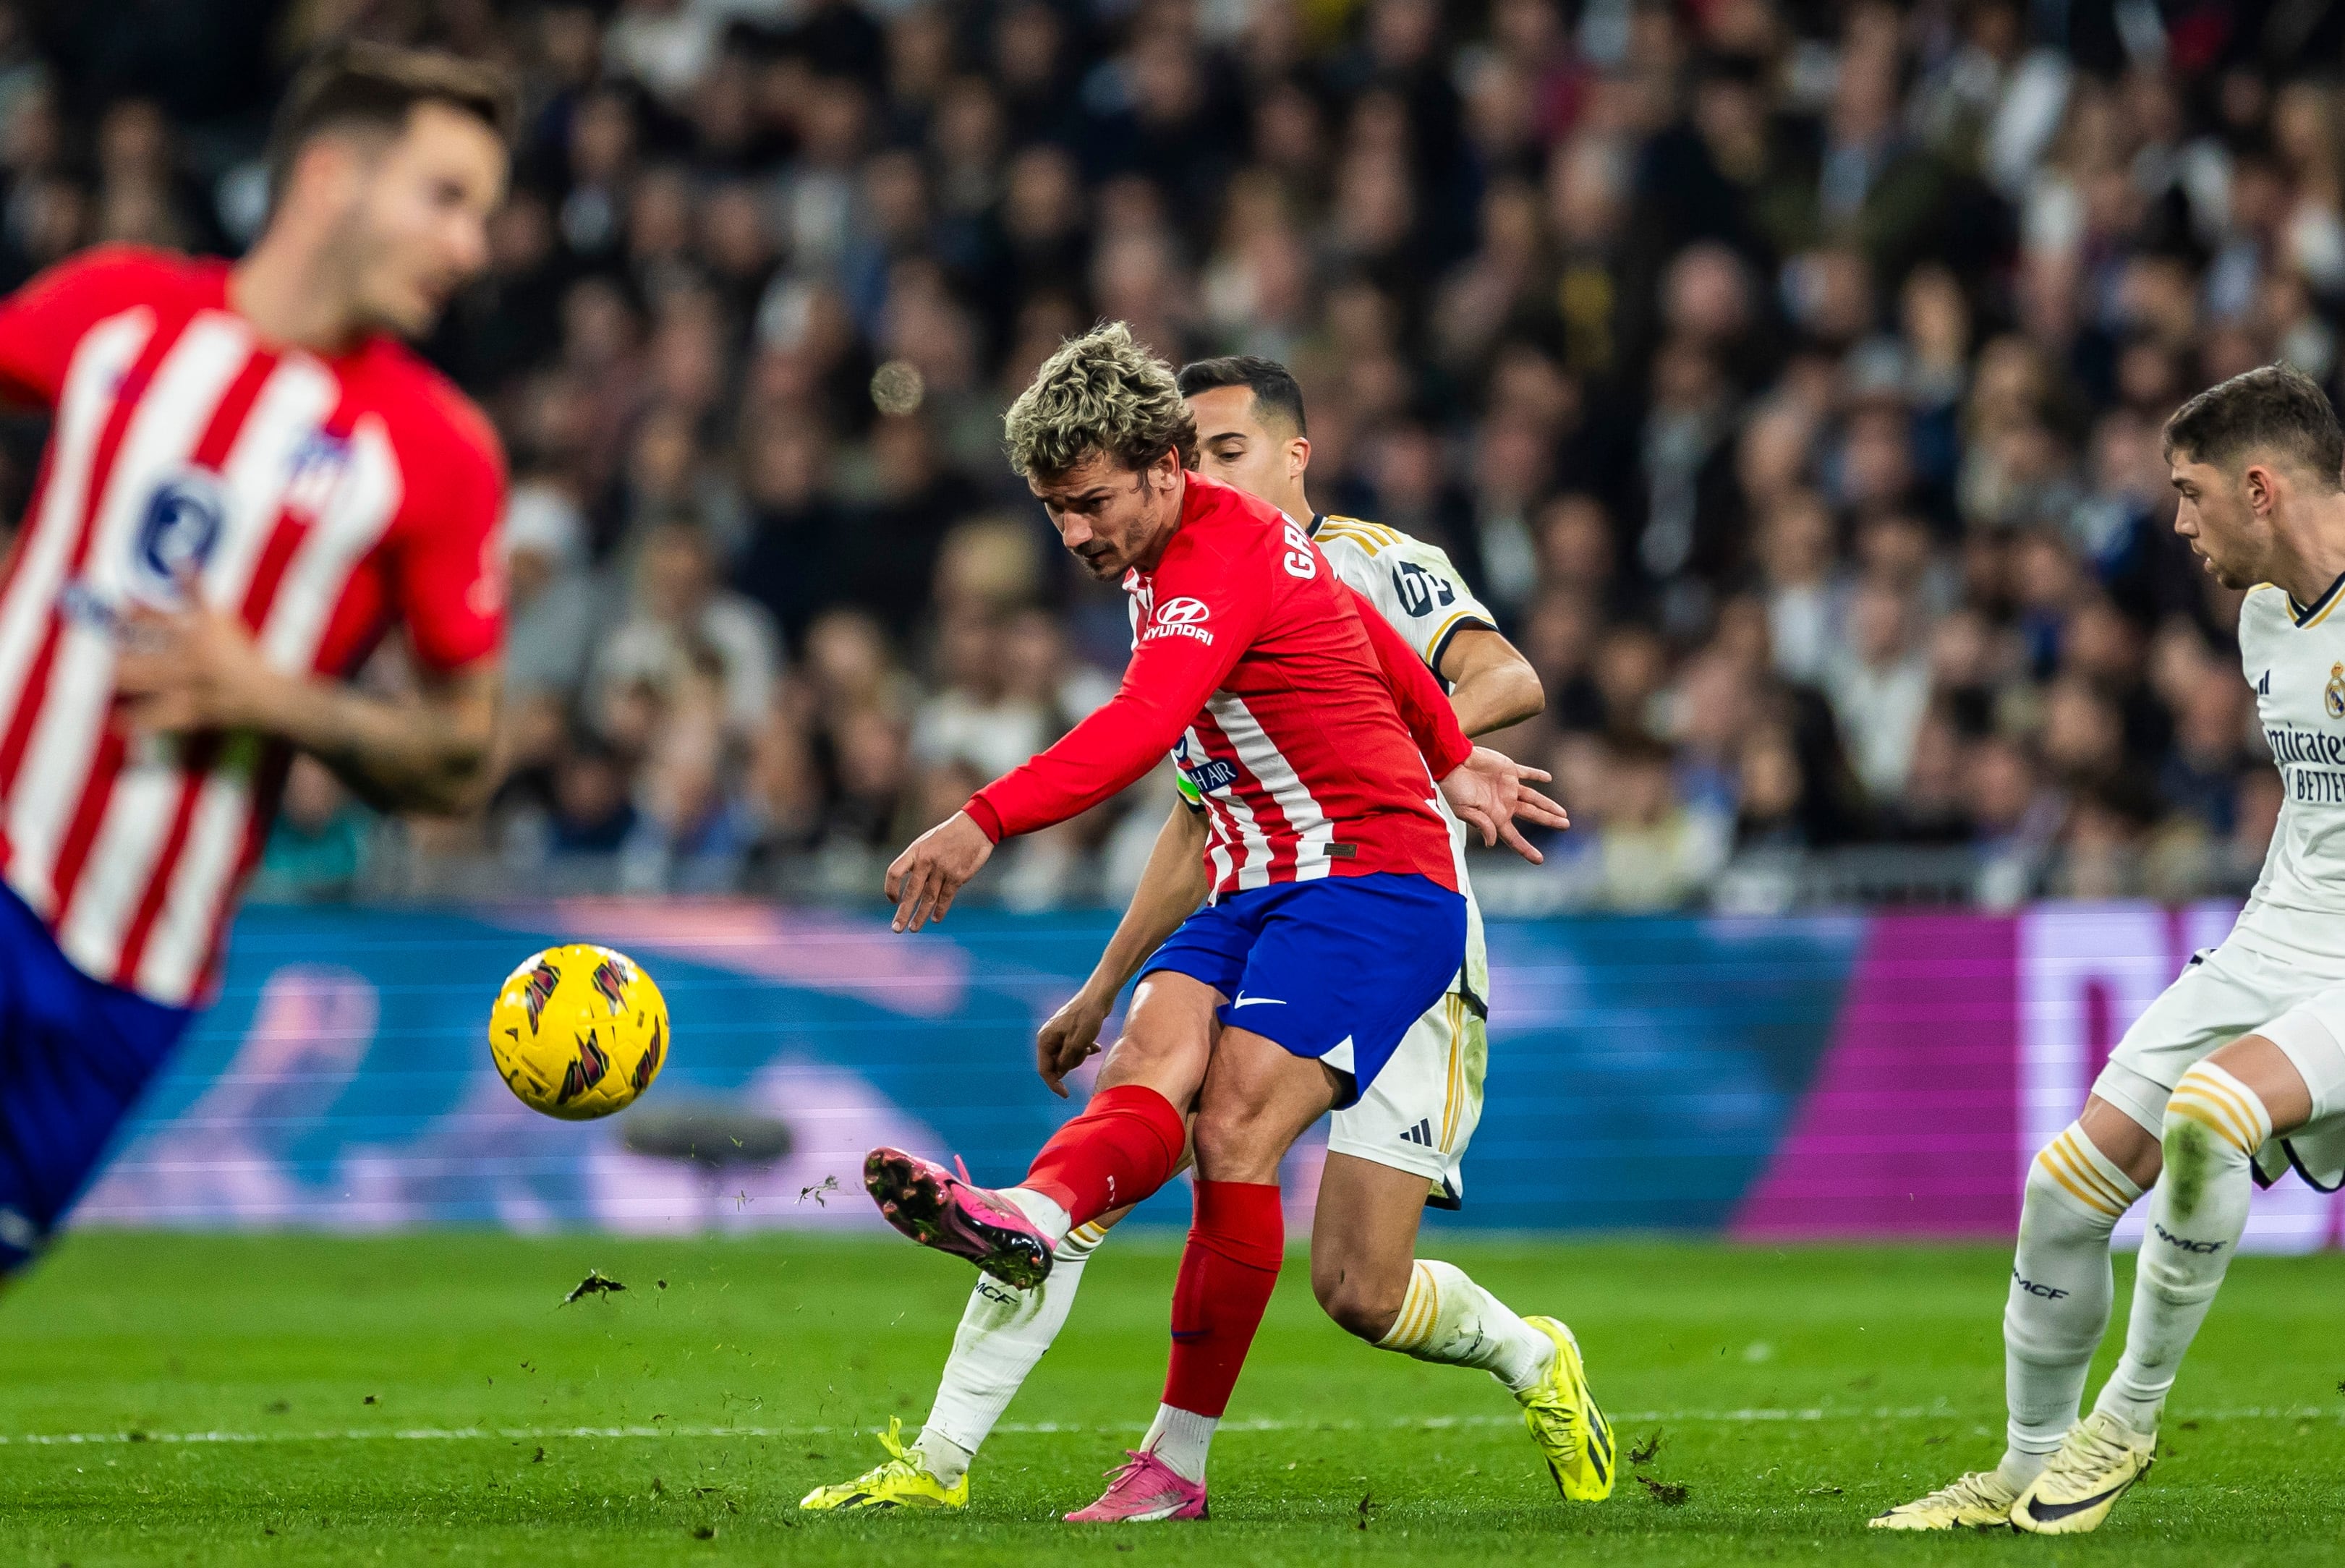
[2094,925,2345,1187]
[1327,989,1486,1208]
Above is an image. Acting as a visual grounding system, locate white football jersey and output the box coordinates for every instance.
[2237,579,2345,945]
[1311,514,1502,1006]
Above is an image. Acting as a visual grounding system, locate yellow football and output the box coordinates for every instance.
[488,944,668,1120]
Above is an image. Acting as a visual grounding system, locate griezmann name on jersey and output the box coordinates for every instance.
[0,246,506,1006]
[965,474,1470,900]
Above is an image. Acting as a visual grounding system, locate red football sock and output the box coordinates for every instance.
[1020,1083,1186,1226]
[1162,1180,1284,1418]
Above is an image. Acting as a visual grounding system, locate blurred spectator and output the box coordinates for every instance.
[252,759,367,903]
[1825,578,1931,801]
[589,521,780,741]
[1586,730,1729,911]
[103,0,2343,906]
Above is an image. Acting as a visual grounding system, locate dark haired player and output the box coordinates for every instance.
[1878,364,2345,1533]
[0,43,513,1278]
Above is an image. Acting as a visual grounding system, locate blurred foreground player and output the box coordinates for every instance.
[806,356,1608,1519]
[1877,365,2345,1533]
[0,43,511,1277]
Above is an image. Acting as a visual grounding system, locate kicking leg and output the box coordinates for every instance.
[864,973,1207,1285]
[1067,1027,1335,1521]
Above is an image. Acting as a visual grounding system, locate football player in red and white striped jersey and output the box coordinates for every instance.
[859,325,1584,1517]
[0,43,513,1277]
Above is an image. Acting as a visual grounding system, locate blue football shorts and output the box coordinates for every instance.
[0,882,193,1274]
[1138,871,1466,1108]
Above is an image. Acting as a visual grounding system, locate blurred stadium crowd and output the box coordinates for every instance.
[0,0,2334,910]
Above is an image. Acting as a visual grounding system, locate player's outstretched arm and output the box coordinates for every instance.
[1035,801,1209,1096]
[114,589,499,815]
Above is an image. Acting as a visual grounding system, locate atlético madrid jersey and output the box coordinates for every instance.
[0,246,505,1006]
[966,474,1469,898]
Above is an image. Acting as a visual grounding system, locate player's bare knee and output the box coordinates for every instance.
[1096,1026,1206,1102]
[1311,1260,1406,1342]
[1189,1102,1280,1180]
[2076,1094,2164,1189]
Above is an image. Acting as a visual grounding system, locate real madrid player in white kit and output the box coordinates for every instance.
[802,357,1582,1512]
[1878,364,2345,1535]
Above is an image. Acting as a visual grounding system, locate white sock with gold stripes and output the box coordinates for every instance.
[916,1220,1107,1483]
[1999,1122,2145,1487]
[1374,1259,1552,1393]
[2093,1062,2268,1434]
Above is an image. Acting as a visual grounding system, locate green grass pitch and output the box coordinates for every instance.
[1,1231,2339,1566]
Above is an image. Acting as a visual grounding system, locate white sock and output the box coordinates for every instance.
[1374,1259,1554,1394]
[999,1185,1071,1248]
[2094,1062,2267,1435]
[1997,1122,2143,1488]
[1141,1403,1217,1484]
[909,1426,974,1487]
[916,1221,1105,1481]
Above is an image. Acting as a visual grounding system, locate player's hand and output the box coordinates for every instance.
[884,810,995,932]
[113,576,289,738]
[1439,746,1570,865]
[1036,984,1115,1097]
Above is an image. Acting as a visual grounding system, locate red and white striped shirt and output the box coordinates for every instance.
[966,474,1469,898]
[0,247,504,1005]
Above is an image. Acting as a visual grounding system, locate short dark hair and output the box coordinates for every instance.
[268,42,516,201]
[1177,355,1308,436]
[2163,362,2345,488]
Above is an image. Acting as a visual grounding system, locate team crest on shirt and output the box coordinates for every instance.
[284,427,352,521]
[124,466,227,606]
[2326,662,2345,721]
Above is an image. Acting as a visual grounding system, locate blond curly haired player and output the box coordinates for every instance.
[804,354,1612,1519]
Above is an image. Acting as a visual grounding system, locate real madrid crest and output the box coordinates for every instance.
[2326,662,2345,721]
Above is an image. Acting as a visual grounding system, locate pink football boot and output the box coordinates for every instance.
[1064,1449,1209,1522]
[862,1146,1054,1289]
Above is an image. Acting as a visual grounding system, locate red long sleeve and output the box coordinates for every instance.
[1345,584,1473,780]
[969,528,1268,842]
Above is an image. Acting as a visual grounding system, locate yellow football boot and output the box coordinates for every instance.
[1868,1470,2021,1530]
[1518,1316,1615,1501]
[2010,1411,2155,1535]
[798,1417,969,1512]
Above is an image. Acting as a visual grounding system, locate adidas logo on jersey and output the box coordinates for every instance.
[1399,1118,1434,1147]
